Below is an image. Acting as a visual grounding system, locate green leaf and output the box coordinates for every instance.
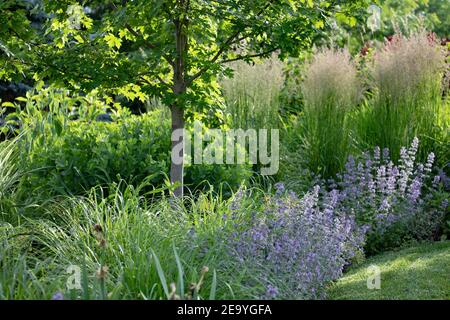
[104,33,122,49]
[54,118,63,136]
[74,34,84,43]
[209,269,217,300]
[151,249,170,299]
[314,20,324,29]
[1,102,15,107]
[173,243,185,299]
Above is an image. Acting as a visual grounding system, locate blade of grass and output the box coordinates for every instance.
[151,249,170,299]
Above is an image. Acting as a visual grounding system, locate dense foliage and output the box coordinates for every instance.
[0,0,448,302]
[15,105,251,197]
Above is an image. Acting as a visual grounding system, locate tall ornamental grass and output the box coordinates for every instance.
[359,33,447,163]
[300,48,361,178]
[221,56,284,130]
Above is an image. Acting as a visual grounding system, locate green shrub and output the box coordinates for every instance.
[18,110,170,196]
[17,108,251,198]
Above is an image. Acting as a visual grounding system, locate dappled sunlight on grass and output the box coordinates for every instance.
[328,242,450,300]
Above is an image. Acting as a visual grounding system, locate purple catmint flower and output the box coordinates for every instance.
[227,138,441,300]
[265,285,279,299]
[374,146,381,163]
[326,138,440,246]
[408,177,422,203]
[51,292,64,300]
[274,182,285,195]
[425,153,435,172]
[376,165,386,193]
[379,198,390,211]
[432,175,440,186]
[386,166,398,194]
[229,186,364,300]
[409,137,419,158]
[382,148,390,162]
[228,188,245,220]
[440,199,448,210]
[399,147,408,164]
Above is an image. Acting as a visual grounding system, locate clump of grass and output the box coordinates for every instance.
[358,33,447,163]
[0,179,259,300]
[221,56,284,130]
[26,186,227,300]
[0,140,22,221]
[300,48,361,178]
[0,141,19,199]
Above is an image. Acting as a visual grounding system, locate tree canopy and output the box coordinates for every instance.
[1,0,371,196]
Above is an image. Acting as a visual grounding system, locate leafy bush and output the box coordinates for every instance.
[225,184,366,299]
[17,110,170,197]
[17,108,251,197]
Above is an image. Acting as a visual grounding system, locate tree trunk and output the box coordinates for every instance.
[170,104,185,197]
[170,15,188,198]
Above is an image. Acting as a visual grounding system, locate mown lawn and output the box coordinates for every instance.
[328,241,450,300]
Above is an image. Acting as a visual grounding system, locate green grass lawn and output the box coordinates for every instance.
[328,241,450,300]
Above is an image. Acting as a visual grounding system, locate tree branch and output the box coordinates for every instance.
[124,23,175,68]
[112,1,175,70]
[186,1,273,85]
[125,24,154,49]
[219,47,279,64]
[186,30,240,85]
[138,72,169,87]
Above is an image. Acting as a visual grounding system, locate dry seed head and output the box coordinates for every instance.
[201,266,209,274]
[169,283,180,300]
[93,224,103,233]
[302,48,361,111]
[96,265,109,279]
[372,32,446,103]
